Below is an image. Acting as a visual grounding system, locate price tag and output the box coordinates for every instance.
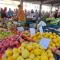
[30,28,35,36]
[17,27,24,31]
[39,38,50,49]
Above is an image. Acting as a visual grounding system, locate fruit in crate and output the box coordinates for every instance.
[1,42,55,60]
[21,33,35,42]
[32,32,60,48]
[32,32,43,40]
[0,35,21,54]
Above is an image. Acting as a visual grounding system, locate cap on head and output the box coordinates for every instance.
[18,4,22,8]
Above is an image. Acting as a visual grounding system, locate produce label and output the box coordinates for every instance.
[30,28,35,36]
[39,38,50,49]
[39,26,43,33]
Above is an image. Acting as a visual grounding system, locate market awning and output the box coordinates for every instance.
[13,0,60,6]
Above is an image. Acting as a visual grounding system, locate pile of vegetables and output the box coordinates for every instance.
[46,18,60,25]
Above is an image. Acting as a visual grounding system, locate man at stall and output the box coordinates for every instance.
[7,8,13,18]
[17,4,26,27]
[54,10,58,18]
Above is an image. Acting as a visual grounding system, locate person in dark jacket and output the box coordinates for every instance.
[54,10,58,18]
[7,8,13,18]
[1,7,7,18]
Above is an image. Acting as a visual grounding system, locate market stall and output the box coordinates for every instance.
[0,0,60,60]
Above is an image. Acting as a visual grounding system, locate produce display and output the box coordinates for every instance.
[0,35,20,55]
[0,31,35,57]
[46,18,60,25]
[1,42,55,60]
[32,32,60,48]
[0,30,13,40]
[0,28,60,60]
[46,18,56,21]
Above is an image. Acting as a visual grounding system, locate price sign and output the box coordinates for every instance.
[39,38,50,49]
[30,28,35,36]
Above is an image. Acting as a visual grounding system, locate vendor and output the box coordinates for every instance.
[7,8,13,18]
[49,12,54,18]
[57,12,60,18]
[0,8,1,17]
[1,7,7,19]
[52,47,60,60]
[17,4,26,27]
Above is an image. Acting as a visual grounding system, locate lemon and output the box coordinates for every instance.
[5,49,12,57]
[22,49,29,58]
[17,56,24,60]
[13,48,19,54]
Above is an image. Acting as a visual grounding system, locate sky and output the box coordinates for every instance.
[0,0,58,12]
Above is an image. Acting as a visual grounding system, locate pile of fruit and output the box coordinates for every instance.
[0,32,35,56]
[32,32,60,48]
[0,31,13,40]
[0,30,60,60]
[0,35,20,54]
[1,42,55,60]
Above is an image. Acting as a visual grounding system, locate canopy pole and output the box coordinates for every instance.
[50,4,53,13]
[58,6,59,11]
[20,0,23,6]
[40,1,42,18]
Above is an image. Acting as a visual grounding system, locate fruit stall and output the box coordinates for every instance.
[46,18,60,25]
[0,0,60,59]
[0,8,60,60]
[0,28,60,60]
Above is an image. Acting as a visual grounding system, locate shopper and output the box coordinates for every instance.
[35,10,39,20]
[13,9,18,19]
[31,9,34,13]
[0,8,1,17]
[7,8,13,18]
[57,12,60,18]
[54,10,58,18]
[17,4,26,26]
[1,7,7,18]
[52,47,60,60]
[3,7,7,18]
[49,12,54,18]
[1,8,4,18]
